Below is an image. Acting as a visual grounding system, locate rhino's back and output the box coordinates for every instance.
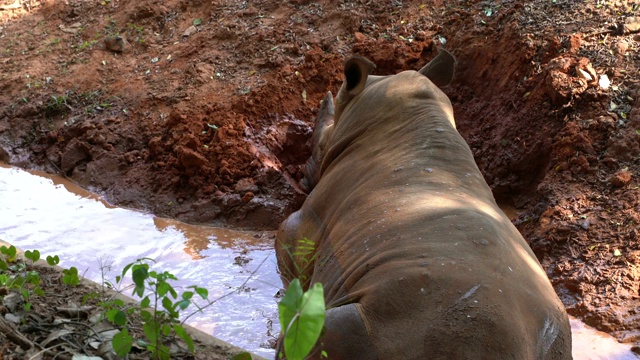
[311,199,570,359]
[306,165,570,359]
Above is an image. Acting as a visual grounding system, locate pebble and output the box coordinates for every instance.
[104,36,126,53]
[182,25,197,38]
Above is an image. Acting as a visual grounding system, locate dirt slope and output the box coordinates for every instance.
[1,0,639,352]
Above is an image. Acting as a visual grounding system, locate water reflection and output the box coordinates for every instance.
[153,217,274,260]
[0,163,280,358]
[571,317,638,360]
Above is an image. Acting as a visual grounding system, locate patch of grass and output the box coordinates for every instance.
[127,22,146,43]
[103,17,120,37]
[48,37,62,46]
[45,94,70,117]
[73,39,99,51]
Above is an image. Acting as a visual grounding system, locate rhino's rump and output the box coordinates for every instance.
[310,197,564,358]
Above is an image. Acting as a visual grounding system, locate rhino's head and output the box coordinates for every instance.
[334,47,456,127]
[302,49,456,192]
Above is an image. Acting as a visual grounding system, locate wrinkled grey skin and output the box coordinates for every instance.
[276,49,572,360]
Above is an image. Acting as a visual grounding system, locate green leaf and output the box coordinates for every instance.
[177,299,190,310]
[26,271,41,285]
[193,18,202,26]
[232,352,254,360]
[164,271,178,281]
[113,329,133,357]
[195,287,208,299]
[113,310,127,326]
[132,264,149,282]
[1,245,17,261]
[62,267,79,286]
[161,323,171,337]
[46,255,59,266]
[34,287,44,297]
[182,291,194,301]
[168,285,177,299]
[120,262,134,279]
[278,280,325,360]
[25,250,40,263]
[106,308,118,322]
[162,296,178,318]
[140,309,153,322]
[12,276,25,287]
[157,281,171,297]
[162,296,173,310]
[132,265,148,297]
[636,129,640,135]
[143,321,159,345]
[140,296,151,309]
[174,324,195,353]
[157,344,171,360]
[21,288,29,300]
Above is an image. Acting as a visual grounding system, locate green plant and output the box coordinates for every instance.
[0,245,42,311]
[48,37,62,46]
[282,238,319,287]
[127,22,145,43]
[103,18,119,36]
[62,266,80,286]
[0,246,79,312]
[103,258,209,360]
[73,39,98,51]
[46,254,60,266]
[24,249,40,264]
[45,94,70,117]
[277,279,326,360]
[127,22,144,34]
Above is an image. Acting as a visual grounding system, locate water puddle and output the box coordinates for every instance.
[0,163,281,358]
[571,317,638,359]
[0,163,637,359]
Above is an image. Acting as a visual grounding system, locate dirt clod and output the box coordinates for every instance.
[610,170,632,188]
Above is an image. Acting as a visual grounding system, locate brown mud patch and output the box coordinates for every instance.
[1,0,639,352]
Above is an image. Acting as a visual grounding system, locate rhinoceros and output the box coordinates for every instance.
[275,49,572,360]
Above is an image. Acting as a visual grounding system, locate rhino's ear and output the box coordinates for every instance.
[344,56,376,96]
[418,48,455,87]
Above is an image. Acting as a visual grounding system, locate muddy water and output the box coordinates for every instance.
[0,163,281,358]
[1,163,638,359]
